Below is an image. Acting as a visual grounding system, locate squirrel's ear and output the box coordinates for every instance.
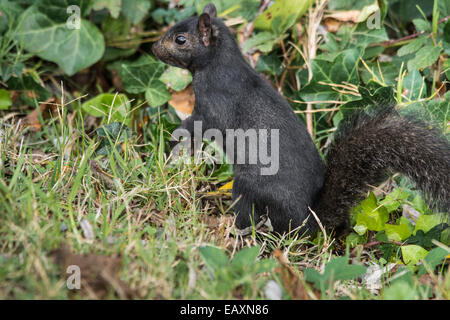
[203,3,217,18]
[198,13,212,46]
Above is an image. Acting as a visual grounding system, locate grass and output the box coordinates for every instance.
[0,97,267,299]
[0,94,448,300]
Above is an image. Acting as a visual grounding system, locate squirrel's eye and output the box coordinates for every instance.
[175,35,187,45]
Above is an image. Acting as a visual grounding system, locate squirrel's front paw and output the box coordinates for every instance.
[234,209,270,236]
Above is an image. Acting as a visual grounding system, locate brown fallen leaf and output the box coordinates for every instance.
[24,105,46,131]
[273,249,317,300]
[252,51,260,63]
[323,9,370,33]
[10,90,21,102]
[325,10,361,23]
[168,85,195,116]
[23,98,58,131]
[50,245,136,299]
[324,18,346,33]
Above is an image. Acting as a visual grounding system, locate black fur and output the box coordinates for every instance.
[153,4,450,235]
[314,107,450,235]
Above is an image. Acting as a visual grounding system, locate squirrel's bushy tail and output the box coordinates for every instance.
[313,106,450,234]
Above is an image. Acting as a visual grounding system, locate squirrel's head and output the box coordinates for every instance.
[152,3,220,71]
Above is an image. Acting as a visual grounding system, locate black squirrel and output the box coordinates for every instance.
[152,3,450,236]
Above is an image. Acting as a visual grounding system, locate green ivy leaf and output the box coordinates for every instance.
[414,214,442,234]
[328,0,374,10]
[443,58,450,81]
[402,69,426,100]
[353,224,367,236]
[355,192,390,232]
[242,32,284,54]
[340,83,395,117]
[412,19,431,32]
[254,259,277,274]
[0,0,24,33]
[351,24,388,46]
[95,122,132,155]
[109,55,170,107]
[444,21,450,44]
[145,81,172,108]
[407,223,449,249]
[0,89,12,110]
[270,14,298,36]
[101,14,132,45]
[389,0,433,22]
[81,93,130,124]
[32,0,92,20]
[199,246,230,273]
[401,244,429,266]
[399,93,449,130]
[6,75,51,105]
[121,0,152,25]
[231,246,260,271]
[304,256,366,290]
[379,242,398,262]
[410,194,432,214]
[299,47,363,103]
[159,66,192,92]
[357,3,380,22]
[345,232,365,247]
[256,53,283,76]
[16,4,105,76]
[385,223,412,242]
[380,188,409,212]
[441,227,450,246]
[0,61,24,83]
[417,247,449,276]
[92,0,121,18]
[254,0,314,31]
[361,62,399,86]
[407,45,441,71]
[439,0,450,17]
[397,37,427,57]
[383,281,417,300]
[385,216,413,242]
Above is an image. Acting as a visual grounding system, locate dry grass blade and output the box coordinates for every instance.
[303,0,329,137]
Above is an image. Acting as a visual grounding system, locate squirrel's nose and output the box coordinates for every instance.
[152,38,165,59]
